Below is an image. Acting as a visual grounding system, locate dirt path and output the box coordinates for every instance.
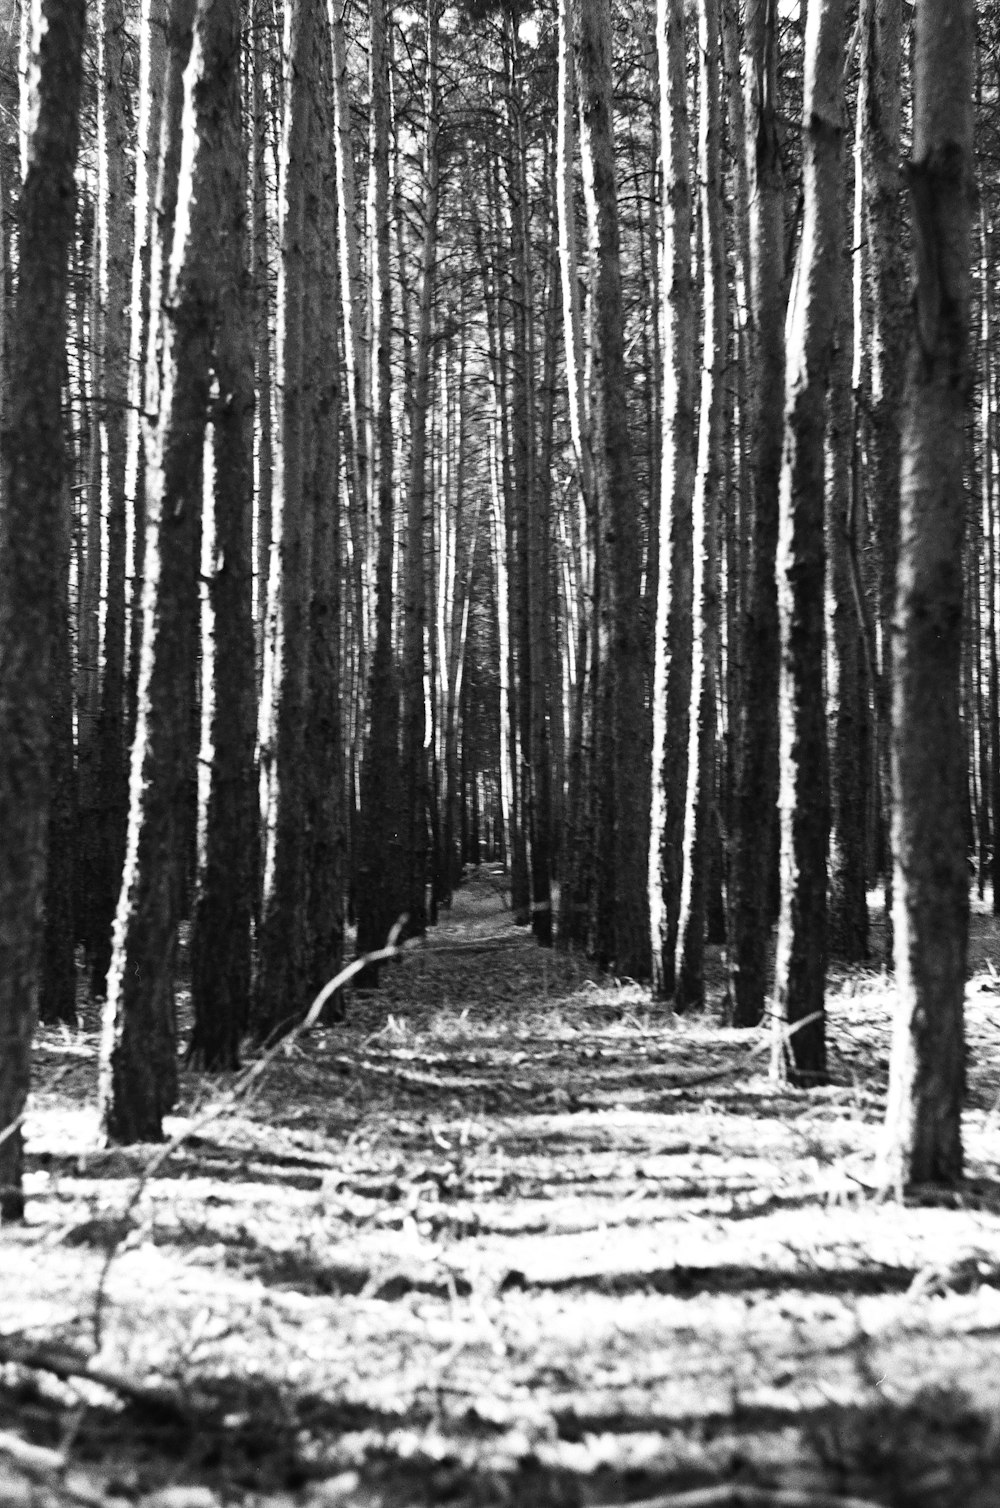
[4,871,1000,1505]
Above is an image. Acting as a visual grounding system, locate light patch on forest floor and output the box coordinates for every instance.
[4,872,1000,1506]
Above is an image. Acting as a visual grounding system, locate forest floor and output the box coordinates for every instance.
[5,874,1000,1506]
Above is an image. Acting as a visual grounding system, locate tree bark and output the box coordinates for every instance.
[882,0,974,1191]
[770,0,845,1087]
[188,0,256,1071]
[572,0,649,981]
[674,0,724,1012]
[728,0,785,1027]
[0,0,85,1217]
[253,0,323,1037]
[649,0,695,1001]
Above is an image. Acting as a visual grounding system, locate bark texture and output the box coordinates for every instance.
[771,0,845,1087]
[188,0,256,1071]
[0,0,84,1218]
[882,0,974,1191]
[649,0,695,1000]
[572,0,649,981]
[728,0,785,1026]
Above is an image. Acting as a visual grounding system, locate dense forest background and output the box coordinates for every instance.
[0,0,988,1223]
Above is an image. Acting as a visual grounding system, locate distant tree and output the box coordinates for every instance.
[858,0,906,960]
[0,0,85,1219]
[399,0,441,940]
[355,0,406,978]
[674,0,724,1011]
[882,0,974,1191]
[649,0,695,1001]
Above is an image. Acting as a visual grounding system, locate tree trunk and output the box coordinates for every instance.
[728,0,785,1026]
[253,0,323,1037]
[103,0,243,1139]
[572,0,649,981]
[859,0,906,961]
[187,0,256,1072]
[770,0,845,1087]
[674,0,724,1012]
[882,0,974,1192]
[305,30,344,1006]
[354,0,404,975]
[0,0,85,1218]
[89,0,133,997]
[400,0,440,939]
[827,172,869,963]
[649,0,695,1000]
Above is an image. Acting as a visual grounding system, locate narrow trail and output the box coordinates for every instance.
[5,875,1000,1504]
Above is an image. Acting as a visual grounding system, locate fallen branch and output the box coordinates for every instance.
[596,1486,886,1508]
[0,1335,192,1424]
[0,1427,106,1507]
[90,925,407,1347]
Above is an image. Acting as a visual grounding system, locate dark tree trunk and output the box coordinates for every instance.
[882,0,974,1191]
[188,0,256,1072]
[0,0,85,1218]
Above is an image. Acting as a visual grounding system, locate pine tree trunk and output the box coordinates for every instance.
[253,0,322,1036]
[305,29,344,1005]
[827,172,869,962]
[90,0,133,996]
[674,0,724,1012]
[650,0,695,1001]
[728,0,785,1026]
[250,0,274,704]
[859,0,906,960]
[770,0,845,1087]
[188,0,256,1071]
[572,0,649,981]
[355,0,404,974]
[0,0,85,1218]
[882,0,973,1191]
[399,0,440,939]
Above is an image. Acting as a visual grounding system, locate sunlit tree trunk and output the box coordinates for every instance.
[88,0,133,996]
[674,0,724,1011]
[355,0,404,974]
[572,0,649,980]
[555,0,596,950]
[827,174,869,963]
[125,0,189,751]
[728,0,785,1026]
[101,0,240,1141]
[400,0,440,938]
[882,0,974,1192]
[649,0,695,1000]
[250,0,274,701]
[305,35,345,1004]
[253,0,323,1036]
[40,485,77,1027]
[770,0,845,1087]
[0,0,84,1217]
[859,0,905,960]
